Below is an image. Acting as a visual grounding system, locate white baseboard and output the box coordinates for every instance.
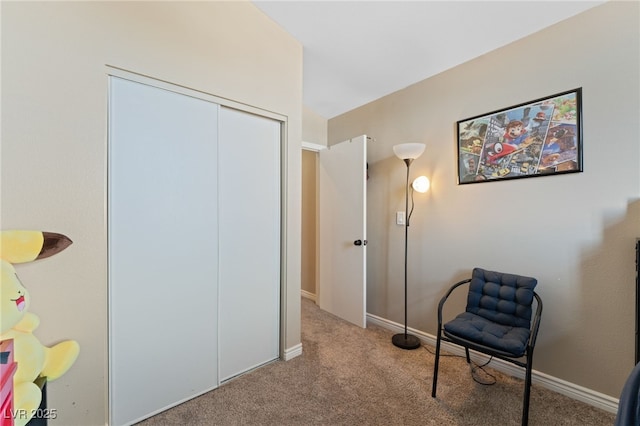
[366,313,619,414]
[301,290,316,302]
[284,291,312,361]
[284,343,303,361]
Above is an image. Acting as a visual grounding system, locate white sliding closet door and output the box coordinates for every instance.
[218,107,281,381]
[109,77,219,425]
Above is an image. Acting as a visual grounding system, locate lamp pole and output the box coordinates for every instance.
[392,157,421,350]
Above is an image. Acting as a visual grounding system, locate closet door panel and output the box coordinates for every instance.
[109,77,219,425]
[218,107,281,381]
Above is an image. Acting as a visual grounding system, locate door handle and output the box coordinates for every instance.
[354,240,368,246]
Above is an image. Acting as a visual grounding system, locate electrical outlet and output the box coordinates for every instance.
[396,211,405,225]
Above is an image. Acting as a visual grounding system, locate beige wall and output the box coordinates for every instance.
[302,106,329,147]
[330,1,639,398]
[1,1,302,425]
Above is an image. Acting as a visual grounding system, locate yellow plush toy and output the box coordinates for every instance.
[0,230,80,426]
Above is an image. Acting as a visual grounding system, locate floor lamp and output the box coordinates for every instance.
[392,143,429,350]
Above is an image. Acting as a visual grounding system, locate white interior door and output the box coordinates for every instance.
[108,77,219,425]
[318,135,367,328]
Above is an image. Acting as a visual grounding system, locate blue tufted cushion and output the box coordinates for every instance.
[444,312,531,356]
[443,268,537,357]
[615,362,640,426]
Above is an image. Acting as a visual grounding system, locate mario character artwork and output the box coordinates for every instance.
[503,120,528,146]
[458,89,581,183]
[0,230,80,426]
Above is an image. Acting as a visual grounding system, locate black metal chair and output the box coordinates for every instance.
[431,267,542,426]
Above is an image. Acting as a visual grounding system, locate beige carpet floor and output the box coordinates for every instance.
[138,297,616,425]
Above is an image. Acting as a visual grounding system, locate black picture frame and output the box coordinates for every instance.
[457,88,583,184]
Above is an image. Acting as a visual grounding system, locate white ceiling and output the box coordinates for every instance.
[253,1,605,119]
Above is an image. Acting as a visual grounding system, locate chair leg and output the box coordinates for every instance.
[432,329,442,397]
[465,347,471,364]
[522,353,533,426]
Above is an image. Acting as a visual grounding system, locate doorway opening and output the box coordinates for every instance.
[301,147,319,302]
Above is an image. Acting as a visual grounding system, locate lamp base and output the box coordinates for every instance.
[392,333,421,350]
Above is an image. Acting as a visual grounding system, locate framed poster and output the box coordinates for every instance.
[457,88,582,184]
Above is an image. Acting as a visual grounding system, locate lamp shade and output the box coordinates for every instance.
[412,176,430,193]
[393,143,425,160]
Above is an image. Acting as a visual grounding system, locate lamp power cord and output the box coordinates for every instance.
[423,345,497,386]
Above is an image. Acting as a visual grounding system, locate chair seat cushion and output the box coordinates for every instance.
[444,311,530,357]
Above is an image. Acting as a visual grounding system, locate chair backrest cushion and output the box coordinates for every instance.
[466,268,537,328]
